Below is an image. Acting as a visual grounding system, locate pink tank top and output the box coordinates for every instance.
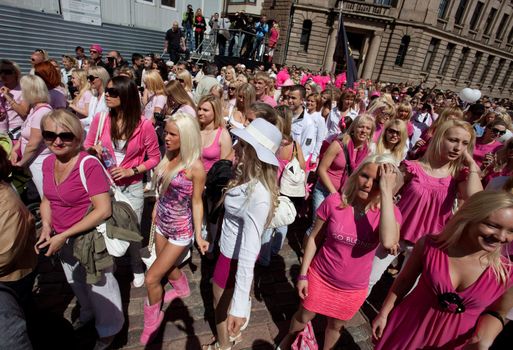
[202,127,223,172]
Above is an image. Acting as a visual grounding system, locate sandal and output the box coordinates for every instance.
[228,332,242,345]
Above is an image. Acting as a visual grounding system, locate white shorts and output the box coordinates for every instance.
[155,226,193,247]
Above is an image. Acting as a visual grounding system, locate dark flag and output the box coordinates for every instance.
[333,11,358,88]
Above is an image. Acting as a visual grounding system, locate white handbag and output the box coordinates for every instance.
[280,142,306,197]
[79,155,134,257]
[269,195,297,228]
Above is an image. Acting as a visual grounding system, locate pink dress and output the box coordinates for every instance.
[398,160,460,244]
[376,237,512,350]
[155,170,193,241]
[201,127,222,172]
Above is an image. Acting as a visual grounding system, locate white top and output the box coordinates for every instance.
[219,180,271,317]
[291,109,316,161]
[326,106,358,140]
[305,110,327,163]
[87,93,108,133]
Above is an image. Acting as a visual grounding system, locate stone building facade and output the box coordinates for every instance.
[262,0,513,98]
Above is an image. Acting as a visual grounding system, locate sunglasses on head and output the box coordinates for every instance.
[0,69,14,75]
[42,130,75,142]
[105,87,119,98]
[87,75,98,82]
[491,128,506,136]
[34,49,44,54]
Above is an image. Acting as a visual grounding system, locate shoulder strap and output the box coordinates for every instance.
[79,155,114,194]
[94,111,108,145]
[341,142,352,175]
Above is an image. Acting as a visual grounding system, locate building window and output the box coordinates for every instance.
[484,8,498,35]
[469,1,484,30]
[501,62,513,87]
[508,28,513,44]
[228,0,256,3]
[374,0,392,5]
[497,14,510,40]
[492,58,506,86]
[395,35,410,66]
[454,0,468,25]
[422,38,440,72]
[454,47,470,78]
[438,43,455,75]
[468,51,483,81]
[480,55,494,83]
[161,0,175,7]
[438,0,450,19]
[300,20,312,52]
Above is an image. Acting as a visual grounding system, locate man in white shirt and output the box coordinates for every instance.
[288,85,316,161]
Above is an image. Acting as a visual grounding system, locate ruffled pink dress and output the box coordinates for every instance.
[376,237,512,350]
[398,160,459,244]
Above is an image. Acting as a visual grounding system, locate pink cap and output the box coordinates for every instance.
[370,91,380,98]
[89,44,103,54]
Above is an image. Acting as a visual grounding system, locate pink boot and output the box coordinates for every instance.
[163,272,190,303]
[140,299,164,345]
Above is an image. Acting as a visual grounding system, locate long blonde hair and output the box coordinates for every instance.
[422,120,475,176]
[376,119,407,163]
[153,112,201,194]
[339,113,376,146]
[143,69,165,95]
[71,69,91,104]
[341,154,398,209]
[226,141,279,227]
[434,191,513,285]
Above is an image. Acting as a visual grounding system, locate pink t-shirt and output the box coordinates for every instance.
[143,93,167,119]
[0,83,24,133]
[20,104,52,156]
[311,193,402,290]
[259,94,277,107]
[76,90,93,117]
[49,88,67,109]
[473,139,502,168]
[42,152,110,234]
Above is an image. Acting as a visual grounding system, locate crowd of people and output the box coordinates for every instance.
[0,32,513,350]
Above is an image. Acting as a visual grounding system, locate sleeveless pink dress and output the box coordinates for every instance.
[376,237,512,350]
[398,160,460,244]
[202,127,223,172]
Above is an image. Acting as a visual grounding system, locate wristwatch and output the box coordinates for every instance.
[132,167,139,175]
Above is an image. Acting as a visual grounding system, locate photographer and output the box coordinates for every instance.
[106,51,129,72]
[212,13,230,56]
[182,4,195,51]
[228,11,247,57]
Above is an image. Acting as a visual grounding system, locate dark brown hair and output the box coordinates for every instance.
[109,76,142,146]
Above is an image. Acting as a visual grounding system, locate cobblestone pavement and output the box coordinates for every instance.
[31,196,512,349]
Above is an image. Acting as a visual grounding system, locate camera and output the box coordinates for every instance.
[107,57,115,63]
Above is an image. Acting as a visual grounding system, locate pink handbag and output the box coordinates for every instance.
[291,321,318,350]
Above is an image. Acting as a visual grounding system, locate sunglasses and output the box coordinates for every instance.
[0,69,14,75]
[105,87,120,98]
[386,128,400,135]
[42,130,75,142]
[491,128,506,136]
[87,75,98,82]
[89,50,98,54]
[229,87,236,90]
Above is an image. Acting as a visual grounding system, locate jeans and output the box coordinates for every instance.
[250,37,264,60]
[258,225,288,266]
[228,33,242,57]
[185,25,194,51]
[306,181,331,236]
[195,31,204,52]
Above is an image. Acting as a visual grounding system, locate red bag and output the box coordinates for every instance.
[291,321,318,350]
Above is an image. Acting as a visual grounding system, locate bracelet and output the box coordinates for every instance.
[297,274,308,281]
[132,167,139,175]
[480,310,505,328]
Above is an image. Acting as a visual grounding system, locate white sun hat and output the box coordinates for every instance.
[230,118,282,166]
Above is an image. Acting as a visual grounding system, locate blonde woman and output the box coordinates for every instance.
[375,119,408,163]
[394,101,414,139]
[164,80,196,117]
[11,75,53,197]
[141,112,206,345]
[279,154,401,350]
[228,83,256,129]
[142,70,167,123]
[176,70,194,100]
[368,120,483,293]
[374,191,513,349]
[204,118,282,350]
[68,69,93,120]
[224,66,237,87]
[86,66,110,133]
[367,94,396,142]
